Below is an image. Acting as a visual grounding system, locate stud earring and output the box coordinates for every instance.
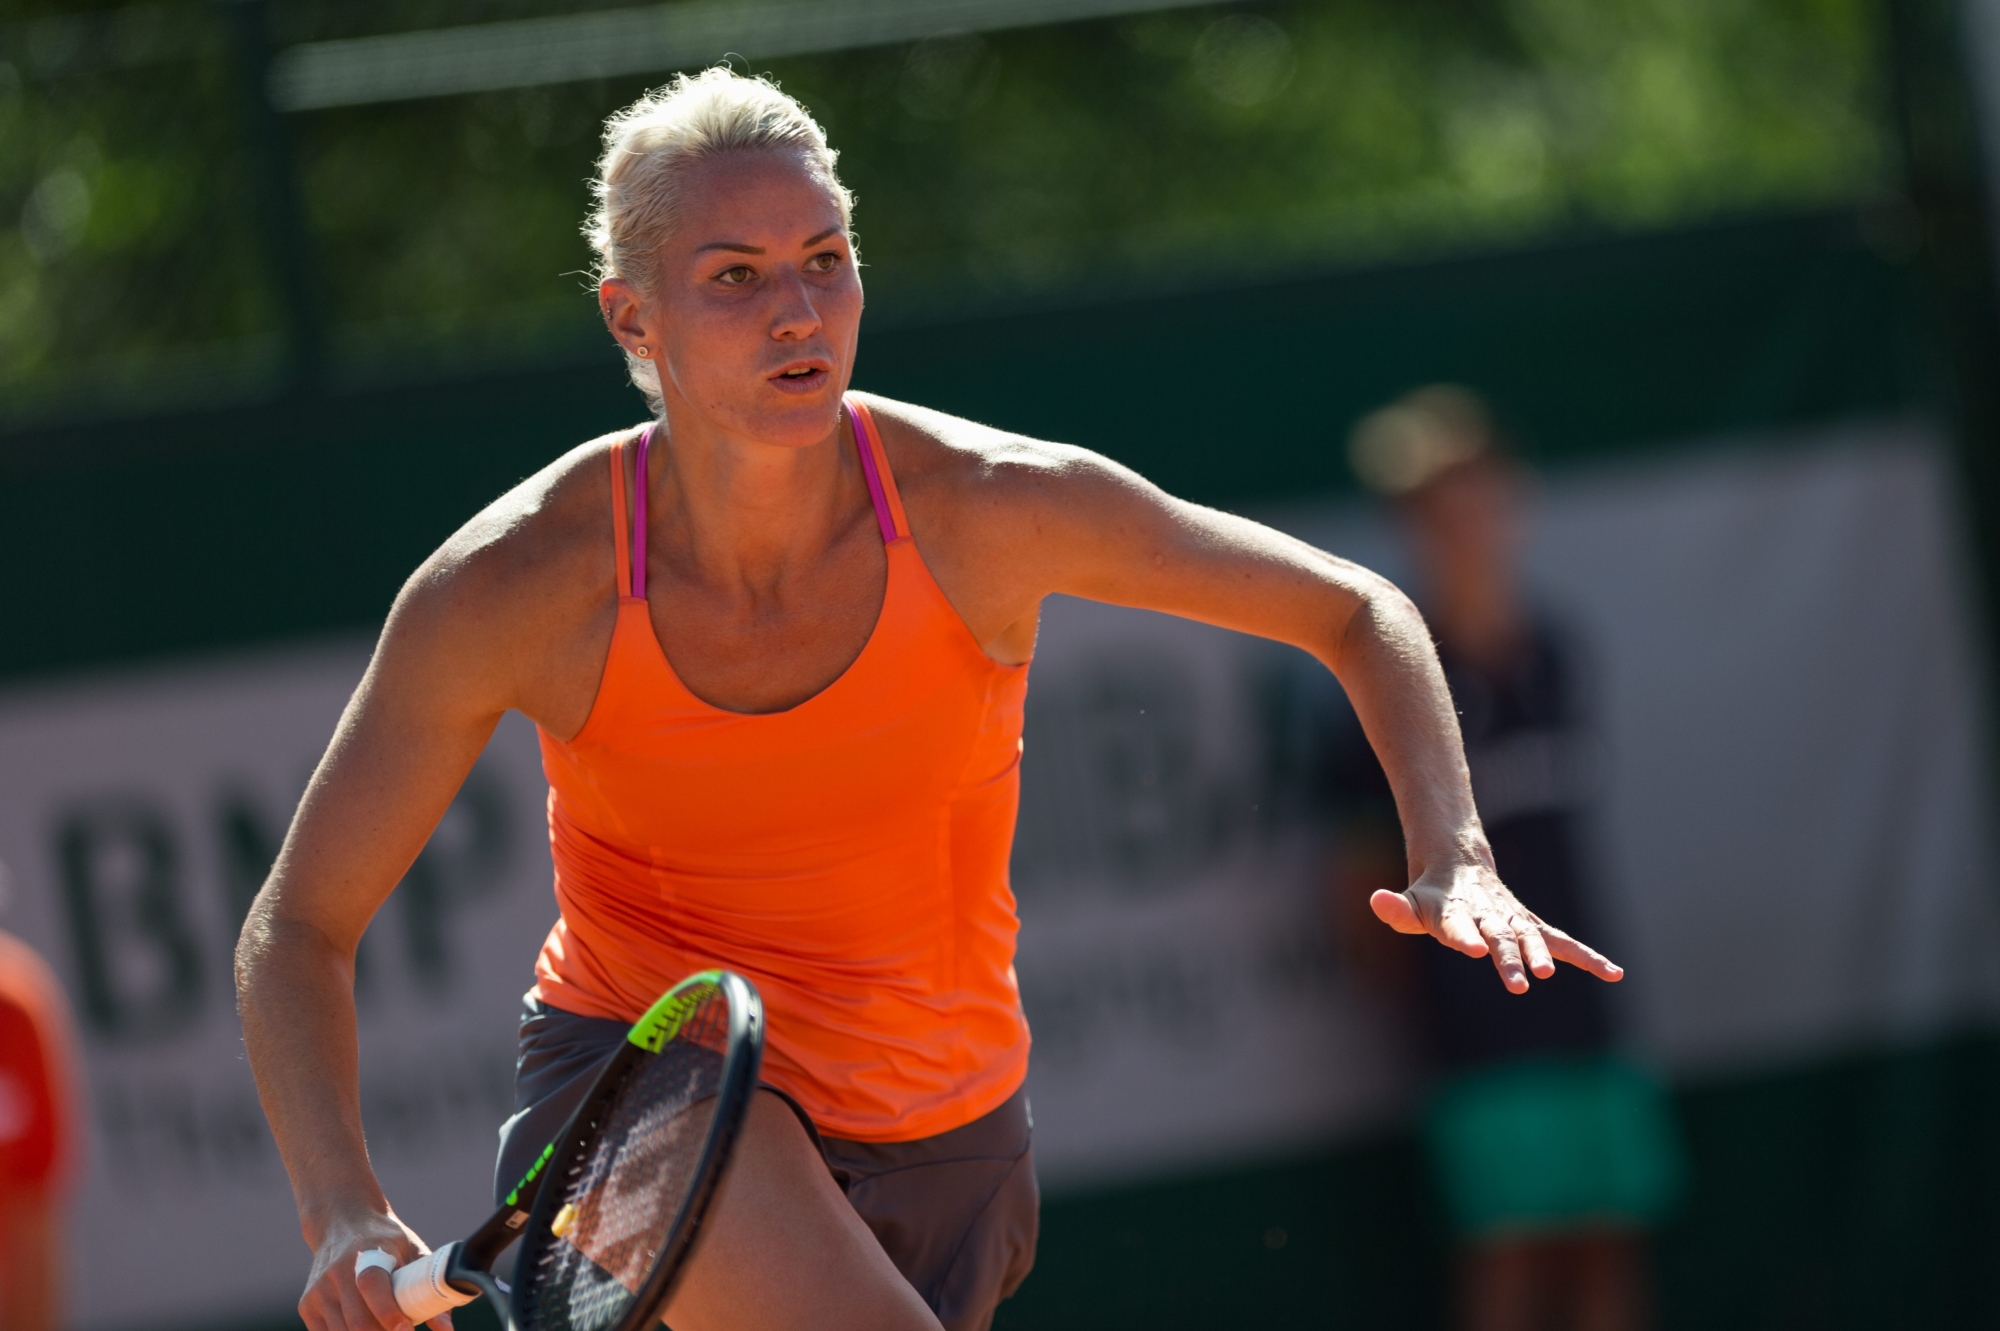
[635,346,649,357]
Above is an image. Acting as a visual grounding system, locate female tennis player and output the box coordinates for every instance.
[236,67,1622,1331]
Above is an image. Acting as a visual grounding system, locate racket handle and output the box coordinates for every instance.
[391,1242,479,1323]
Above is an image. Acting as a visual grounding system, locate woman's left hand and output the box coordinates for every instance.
[1369,859,1624,994]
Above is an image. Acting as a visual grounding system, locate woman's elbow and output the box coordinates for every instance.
[1327,571,1425,668]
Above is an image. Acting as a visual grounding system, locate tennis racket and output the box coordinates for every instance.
[380,969,764,1331]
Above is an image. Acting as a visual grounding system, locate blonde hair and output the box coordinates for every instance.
[585,67,854,409]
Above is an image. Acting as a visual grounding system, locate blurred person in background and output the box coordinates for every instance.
[1326,388,1683,1331]
[0,860,80,1331]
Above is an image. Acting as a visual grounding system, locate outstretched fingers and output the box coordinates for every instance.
[1537,921,1624,982]
[1375,877,1621,989]
[1476,910,1530,994]
[1516,916,1556,980]
[1436,895,1490,958]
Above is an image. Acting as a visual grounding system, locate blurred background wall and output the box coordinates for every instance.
[4,0,2000,1327]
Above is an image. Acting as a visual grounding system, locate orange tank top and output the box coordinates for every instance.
[532,398,1032,1142]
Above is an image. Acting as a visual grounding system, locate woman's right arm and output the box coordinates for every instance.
[235,553,522,1331]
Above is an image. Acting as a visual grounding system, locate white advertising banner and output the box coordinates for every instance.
[1008,596,1410,1187]
[0,419,1995,1328]
[0,649,556,1330]
[1532,425,2000,1068]
[1272,421,2000,1072]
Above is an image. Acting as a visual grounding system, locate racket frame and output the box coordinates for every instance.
[406,970,764,1331]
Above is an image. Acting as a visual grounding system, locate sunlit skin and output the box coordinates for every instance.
[236,146,1620,1331]
[1337,455,1537,979]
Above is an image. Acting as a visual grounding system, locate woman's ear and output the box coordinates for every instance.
[600,278,650,354]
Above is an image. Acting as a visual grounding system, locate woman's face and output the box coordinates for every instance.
[608,147,862,448]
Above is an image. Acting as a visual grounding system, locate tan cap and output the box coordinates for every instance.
[1347,384,1495,496]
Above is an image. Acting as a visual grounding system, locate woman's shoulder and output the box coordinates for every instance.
[853,393,1123,505]
[392,427,634,636]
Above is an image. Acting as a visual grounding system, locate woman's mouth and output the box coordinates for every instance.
[770,364,830,394]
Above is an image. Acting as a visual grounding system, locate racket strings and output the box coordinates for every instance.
[676,996,729,1054]
[564,1079,717,1307]
[522,1014,728,1331]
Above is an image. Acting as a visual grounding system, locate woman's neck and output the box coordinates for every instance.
[647,406,863,592]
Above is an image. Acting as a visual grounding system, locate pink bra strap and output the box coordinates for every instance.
[846,402,898,545]
[632,424,654,599]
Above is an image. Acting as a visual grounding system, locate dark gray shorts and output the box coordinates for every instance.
[497,998,1039,1331]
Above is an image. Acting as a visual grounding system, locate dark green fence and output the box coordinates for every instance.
[0,208,1929,686]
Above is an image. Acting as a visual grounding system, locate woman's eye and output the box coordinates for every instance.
[808,252,840,272]
[718,266,754,285]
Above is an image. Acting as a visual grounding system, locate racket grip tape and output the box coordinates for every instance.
[385,1243,478,1322]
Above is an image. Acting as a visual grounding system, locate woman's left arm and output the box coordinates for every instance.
[998,443,1621,992]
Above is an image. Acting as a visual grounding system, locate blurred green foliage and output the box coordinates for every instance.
[1,0,1892,409]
